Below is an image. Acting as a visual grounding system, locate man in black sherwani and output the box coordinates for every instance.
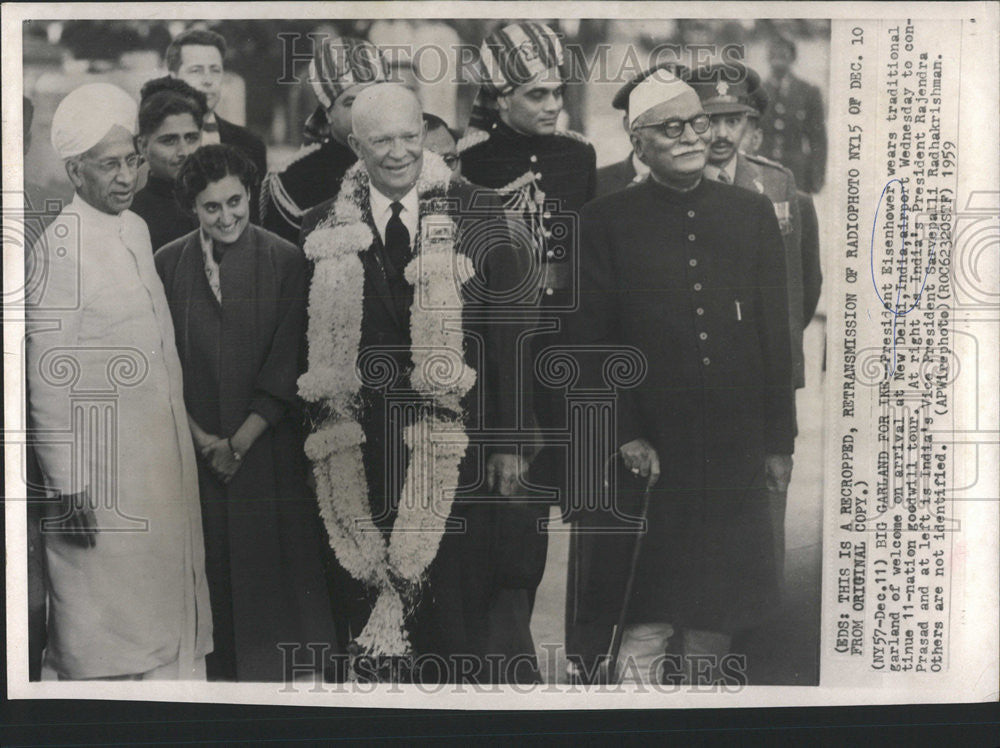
[564,70,796,685]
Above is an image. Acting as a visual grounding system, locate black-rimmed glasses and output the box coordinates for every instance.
[632,113,711,139]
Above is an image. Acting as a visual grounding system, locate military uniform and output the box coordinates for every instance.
[759,74,827,194]
[462,119,597,499]
[259,138,357,245]
[721,151,806,390]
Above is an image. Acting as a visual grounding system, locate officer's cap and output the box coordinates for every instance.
[689,62,761,116]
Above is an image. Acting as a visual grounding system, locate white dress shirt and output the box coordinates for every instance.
[369,183,419,247]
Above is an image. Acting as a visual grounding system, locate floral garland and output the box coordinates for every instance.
[300,151,475,678]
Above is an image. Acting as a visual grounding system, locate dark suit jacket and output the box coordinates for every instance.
[594,153,644,199]
[299,175,539,676]
[218,116,267,223]
[217,116,267,177]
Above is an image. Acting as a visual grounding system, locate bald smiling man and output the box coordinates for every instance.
[298,84,538,683]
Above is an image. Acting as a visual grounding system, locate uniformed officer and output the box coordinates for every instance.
[690,61,806,391]
[595,62,690,198]
[743,75,823,328]
[565,69,794,684]
[758,36,827,194]
[460,20,597,683]
[260,37,388,244]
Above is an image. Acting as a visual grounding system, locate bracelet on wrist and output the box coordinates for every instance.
[227,437,243,462]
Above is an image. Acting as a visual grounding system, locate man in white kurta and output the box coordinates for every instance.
[26,83,212,680]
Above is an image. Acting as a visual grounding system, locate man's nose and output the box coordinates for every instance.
[388,137,408,159]
[681,121,701,143]
[114,162,136,184]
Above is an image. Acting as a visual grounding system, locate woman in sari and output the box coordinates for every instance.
[155,144,336,681]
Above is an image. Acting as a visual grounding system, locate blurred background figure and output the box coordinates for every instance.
[166,30,266,168]
[757,35,827,194]
[167,28,267,220]
[131,77,206,251]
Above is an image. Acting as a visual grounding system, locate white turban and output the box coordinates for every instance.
[51,83,138,159]
[628,71,694,128]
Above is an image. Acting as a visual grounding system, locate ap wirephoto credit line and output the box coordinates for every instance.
[2,1,996,708]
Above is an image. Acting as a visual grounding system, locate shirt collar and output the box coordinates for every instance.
[704,154,737,184]
[370,183,419,223]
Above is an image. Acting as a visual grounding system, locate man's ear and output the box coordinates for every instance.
[621,114,630,135]
[135,134,149,155]
[65,158,84,190]
[630,130,645,163]
[346,132,363,159]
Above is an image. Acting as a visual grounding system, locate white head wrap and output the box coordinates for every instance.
[51,83,138,159]
[628,71,695,129]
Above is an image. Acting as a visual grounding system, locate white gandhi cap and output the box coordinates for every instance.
[628,70,695,129]
[51,82,138,160]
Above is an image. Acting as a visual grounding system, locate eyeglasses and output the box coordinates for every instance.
[81,153,144,175]
[441,154,461,170]
[633,113,711,139]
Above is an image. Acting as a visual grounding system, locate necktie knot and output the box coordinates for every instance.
[390,201,404,218]
[717,170,731,184]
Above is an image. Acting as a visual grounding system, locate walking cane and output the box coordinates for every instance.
[600,468,653,684]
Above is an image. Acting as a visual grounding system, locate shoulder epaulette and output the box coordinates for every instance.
[457,127,490,154]
[555,128,592,146]
[745,152,794,177]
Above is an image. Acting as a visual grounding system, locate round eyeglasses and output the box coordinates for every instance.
[633,113,711,139]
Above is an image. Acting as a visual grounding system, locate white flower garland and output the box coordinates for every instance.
[299,151,475,677]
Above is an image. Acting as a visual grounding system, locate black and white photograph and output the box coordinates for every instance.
[3,1,996,716]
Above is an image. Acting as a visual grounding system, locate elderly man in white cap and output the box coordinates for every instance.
[26,82,212,680]
[563,71,795,686]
